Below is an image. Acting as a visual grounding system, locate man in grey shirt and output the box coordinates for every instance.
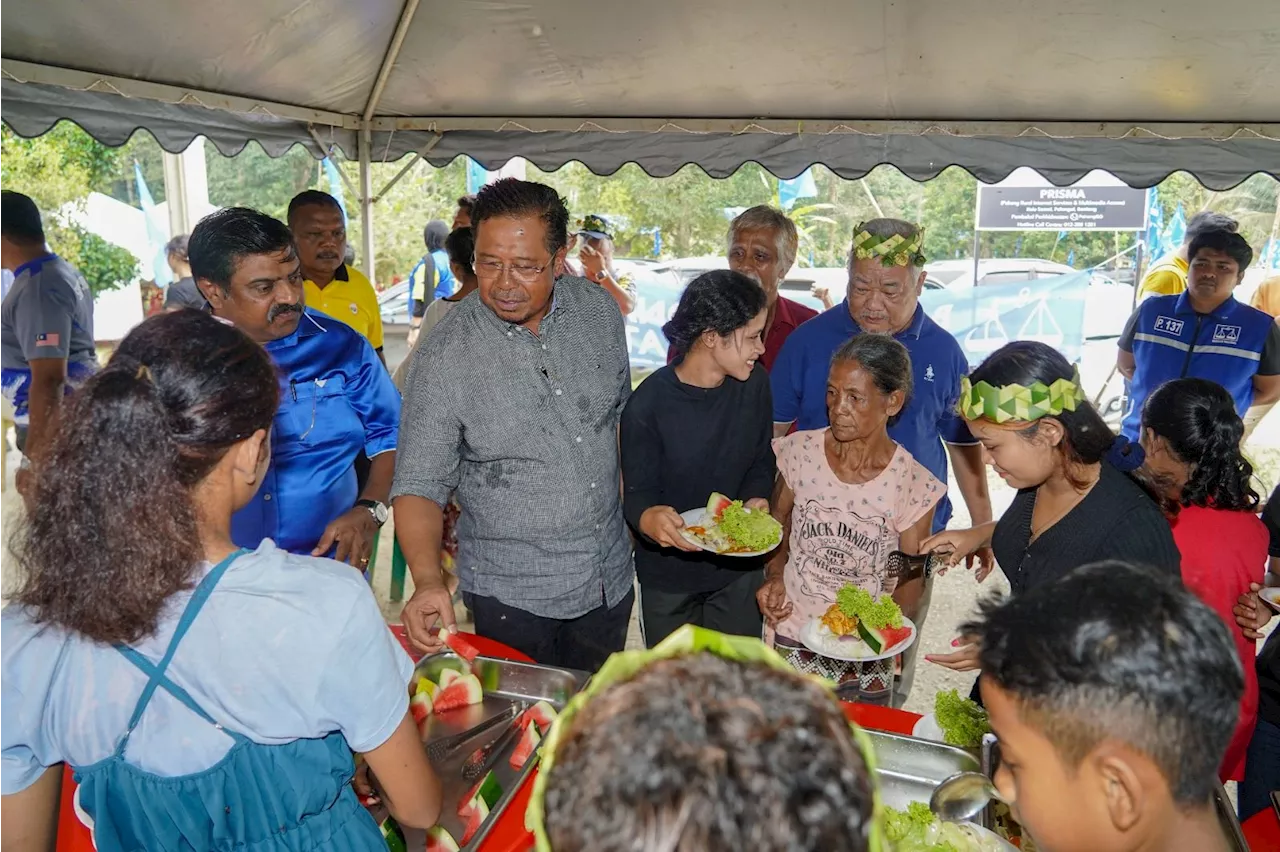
[1,191,97,497]
[393,179,634,671]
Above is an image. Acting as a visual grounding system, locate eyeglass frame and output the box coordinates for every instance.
[472,255,559,284]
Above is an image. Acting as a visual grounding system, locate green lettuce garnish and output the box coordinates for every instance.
[836,584,903,629]
[717,501,782,551]
[934,689,991,749]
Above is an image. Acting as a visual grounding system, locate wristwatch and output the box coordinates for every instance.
[356,499,389,527]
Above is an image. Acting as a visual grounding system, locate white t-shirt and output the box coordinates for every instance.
[1,540,414,793]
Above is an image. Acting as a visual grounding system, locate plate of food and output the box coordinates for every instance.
[883,801,1018,852]
[912,689,991,748]
[1260,586,1280,613]
[799,585,916,662]
[679,492,782,557]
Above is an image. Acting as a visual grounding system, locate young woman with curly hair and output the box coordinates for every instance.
[1,310,440,851]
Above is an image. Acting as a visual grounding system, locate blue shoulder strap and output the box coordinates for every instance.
[112,549,250,754]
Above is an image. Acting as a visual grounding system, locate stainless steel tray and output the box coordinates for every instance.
[370,652,588,851]
[865,729,983,814]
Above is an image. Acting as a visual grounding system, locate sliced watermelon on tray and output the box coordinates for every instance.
[519,700,558,732]
[425,825,460,852]
[459,798,491,845]
[436,668,463,688]
[510,721,542,769]
[442,630,481,665]
[409,692,433,729]
[433,673,484,713]
[457,770,503,816]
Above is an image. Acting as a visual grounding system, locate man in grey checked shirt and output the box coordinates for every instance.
[392,178,634,671]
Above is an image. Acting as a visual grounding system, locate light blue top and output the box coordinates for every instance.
[1,539,414,794]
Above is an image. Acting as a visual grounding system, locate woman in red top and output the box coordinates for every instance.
[1140,377,1267,782]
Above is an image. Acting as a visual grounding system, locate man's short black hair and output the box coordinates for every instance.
[457,194,477,214]
[286,190,343,224]
[188,207,295,292]
[1,191,46,245]
[445,227,475,278]
[543,653,875,852]
[164,234,190,262]
[1188,229,1253,273]
[1185,211,1238,246]
[471,178,569,258]
[964,561,1242,806]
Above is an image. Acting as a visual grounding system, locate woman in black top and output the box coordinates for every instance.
[922,341,1180,674]
[621,270,775,646]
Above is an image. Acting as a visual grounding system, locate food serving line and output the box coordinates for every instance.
[53,626,1268,852]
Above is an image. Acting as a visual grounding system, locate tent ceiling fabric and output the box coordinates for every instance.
[3,0,1279,186]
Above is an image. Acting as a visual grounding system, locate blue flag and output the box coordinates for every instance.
[322,158,347,223]
[1261,237,1280,271]
[466,157,490,195]
[652,228,662,257]
[778,168,818,211]
[1144,187,1165,258]
[1163,203,1187,255]
[134,162,172,287]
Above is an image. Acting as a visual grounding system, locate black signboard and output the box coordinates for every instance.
[976,185,1148,231]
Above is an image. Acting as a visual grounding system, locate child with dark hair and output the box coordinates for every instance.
[622,269,774,645]
[967,560,1243,852]
[535,633,877,852]
[1139,377,1267,783]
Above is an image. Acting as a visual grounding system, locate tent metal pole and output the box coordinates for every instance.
[363,0,421,122]
[373,133,443,202]
[307,126,361,201]
[359,125,376,280]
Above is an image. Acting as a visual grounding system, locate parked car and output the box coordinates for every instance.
[379,280,412,328]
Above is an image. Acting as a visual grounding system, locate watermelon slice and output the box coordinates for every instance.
[856,620,912,654]
[414,676,438,698]
[425,826,460,852]
[855,619,885,654]
[459,797,492,845]
[457,770,504,816]
[878,624,912,651]
[409,691,433,730]
[519,700,558,732]
[379,816,407,852]
[436,668,463,688]
[432,673,484,713]
[705,491,733,520]
[442,630,481,665]
[510,720,542,769]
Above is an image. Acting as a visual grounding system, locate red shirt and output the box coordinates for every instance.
[1170,504,1268,781]
[667,295,818,372]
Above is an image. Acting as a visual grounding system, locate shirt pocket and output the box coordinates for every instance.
[276,375,361,447]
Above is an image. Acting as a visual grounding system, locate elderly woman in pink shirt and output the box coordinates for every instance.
[758,333,943,705]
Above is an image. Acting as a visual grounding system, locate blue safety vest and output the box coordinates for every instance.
[1121,292,1275,439]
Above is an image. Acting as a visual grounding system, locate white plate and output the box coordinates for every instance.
[912,712,946,743]
[678,507,781,558]
[1261,586,1280,613]
[799,615,917,662]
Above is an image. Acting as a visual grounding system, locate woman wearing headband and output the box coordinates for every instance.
[922,341,1179,674]
[1,311,440,851]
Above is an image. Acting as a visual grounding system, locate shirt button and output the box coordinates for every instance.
[575,436,582,443]
[263,494,272,501]
[555,389,563,396]
[542,344,548,350]
[507,331,513,338]
[590,482,597,489]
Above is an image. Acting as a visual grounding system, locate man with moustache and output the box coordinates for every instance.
[192,207,401,567]
[667,206,817,371]
[392,179,634,671]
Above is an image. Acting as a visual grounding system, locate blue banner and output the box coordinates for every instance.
[322,157,347,223]
[134,162,172,287]
[626,271,1093,371]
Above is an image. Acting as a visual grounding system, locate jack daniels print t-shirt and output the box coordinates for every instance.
[771,428,944,644]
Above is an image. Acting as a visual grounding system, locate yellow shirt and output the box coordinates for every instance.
[303,264,384,349]
[1136,253,1189,301]
[1251,275,1280,319]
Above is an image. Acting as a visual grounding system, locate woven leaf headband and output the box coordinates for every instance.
[959,365,1087,423]
[851,225,927,268]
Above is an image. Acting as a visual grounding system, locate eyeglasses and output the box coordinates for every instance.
[472,258,553,284]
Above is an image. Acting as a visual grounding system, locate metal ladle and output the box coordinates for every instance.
[930,771,1004,823]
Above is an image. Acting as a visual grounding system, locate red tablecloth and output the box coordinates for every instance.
[1243,806,1280,851]
[54,628,527,852]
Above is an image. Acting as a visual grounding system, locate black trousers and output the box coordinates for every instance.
[465,588,634,673]
[638,568,764,648]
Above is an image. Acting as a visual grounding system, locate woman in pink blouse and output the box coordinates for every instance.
[758,334,943,705]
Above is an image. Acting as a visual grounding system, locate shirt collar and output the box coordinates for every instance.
[771,296,805,333]
[13,253,57,280]
[334,264,350,282]
[1173,290,1236,320]
[839,300,926,340]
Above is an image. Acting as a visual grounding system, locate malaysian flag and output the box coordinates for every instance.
[35,332,60,347]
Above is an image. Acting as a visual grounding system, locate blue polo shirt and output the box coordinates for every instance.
[232,309,401,554]
[772,302,974,531]
[1119,292,1280,440]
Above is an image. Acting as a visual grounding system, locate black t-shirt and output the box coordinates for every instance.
[164,277,207,311]
[1258,486,1280,727]
[620,364,776,593]
[992,461,1181,597]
